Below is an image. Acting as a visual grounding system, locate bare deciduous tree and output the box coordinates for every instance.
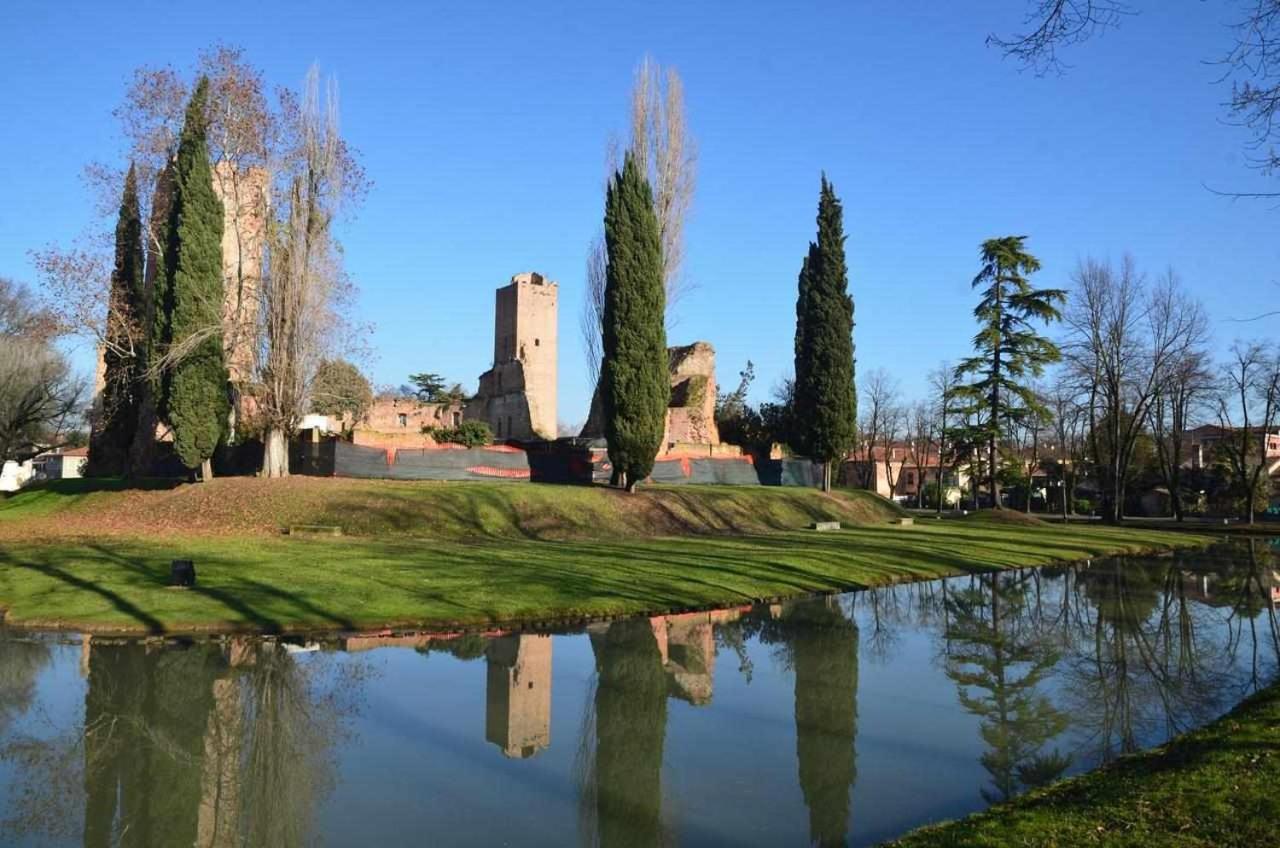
[905,401,938,508]
[1064,258,1207,522]
[0,339,85,462]
[1148,347,1213,521]
[856,368,899,491]
[581,56,696,385]
[1214,340,1280,523]
[1048,374,1088,519]
[993,2,1280,192]
[257,66,363,477]
[930,361,960,514]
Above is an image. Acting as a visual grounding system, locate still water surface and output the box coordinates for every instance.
[2,539,1279,847]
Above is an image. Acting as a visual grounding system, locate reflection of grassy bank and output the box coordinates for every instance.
[891,680,1280,848]
[0,513,1208,634]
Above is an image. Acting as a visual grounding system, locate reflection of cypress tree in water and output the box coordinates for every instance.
[0,637,51,736]
[82,641,224,847]
[593,618,668,848]
[785,598,858,848]
[944,574,1069,804]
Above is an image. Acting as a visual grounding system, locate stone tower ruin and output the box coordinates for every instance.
[210,160,269,388]
[468,272,558,440]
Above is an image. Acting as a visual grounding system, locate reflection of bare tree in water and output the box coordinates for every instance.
[1062,554,1250,764]
[0,635,51,736]
[1,637,366,847]
[943,572,1070,804]
[1219,540,1280,693]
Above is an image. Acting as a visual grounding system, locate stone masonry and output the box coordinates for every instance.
[466,273,558,441]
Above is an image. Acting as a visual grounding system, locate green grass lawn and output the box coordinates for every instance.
[0,516,1207,634]
[890,682,1280,848]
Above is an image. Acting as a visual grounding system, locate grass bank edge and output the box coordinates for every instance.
[0,523,1213,636]
[888,679,1280,848]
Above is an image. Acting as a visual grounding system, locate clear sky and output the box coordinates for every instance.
[1,1,1276,428]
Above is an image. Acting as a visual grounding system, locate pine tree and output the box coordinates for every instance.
[164,77,228,478]
[953,236,1065,509]
[88,164,145,476]
[601,152,668,491]
[793,176,856,491]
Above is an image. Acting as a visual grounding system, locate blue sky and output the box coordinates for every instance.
[1,1,1276,427]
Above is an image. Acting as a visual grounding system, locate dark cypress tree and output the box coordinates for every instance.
[126,155,176,477]
[601,151,668,491]
[793,176,856,491]
[88,164,146,476]
[164,77,228,478]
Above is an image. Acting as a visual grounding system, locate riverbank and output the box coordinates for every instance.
[0,479,1211,634]
[891,680,1280,848]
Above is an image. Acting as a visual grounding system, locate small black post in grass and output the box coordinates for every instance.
[170,560,196,588]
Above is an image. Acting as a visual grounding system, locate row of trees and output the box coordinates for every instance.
[35,47,363,480]
[714,231,1277,524]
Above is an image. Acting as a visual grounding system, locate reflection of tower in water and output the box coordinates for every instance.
[485,634,553,758]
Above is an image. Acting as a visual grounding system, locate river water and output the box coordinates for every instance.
[2,539,1277,847]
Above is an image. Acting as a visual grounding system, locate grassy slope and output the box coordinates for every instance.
[0,483,1205,633]
[0,477,906,540]
[890,683,1280,848]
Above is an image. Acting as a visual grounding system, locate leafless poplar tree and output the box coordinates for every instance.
[257,66,361,477]
[580,56,696,387]
[1214,340,1280,523]
[1064,258,1207,522]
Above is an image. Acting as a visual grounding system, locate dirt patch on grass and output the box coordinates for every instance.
[0,477,904,542]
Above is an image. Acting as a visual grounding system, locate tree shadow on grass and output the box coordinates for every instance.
[0,543,359,634]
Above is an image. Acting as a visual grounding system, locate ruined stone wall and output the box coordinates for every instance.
[664,342,720,448]
[349,397,464,449]
[580,340,723,453]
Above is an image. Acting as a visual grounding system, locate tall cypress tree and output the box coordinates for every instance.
[601,151,668,491]
[88,164,146,476]
[164,77,228,478]
[793,176,856,491]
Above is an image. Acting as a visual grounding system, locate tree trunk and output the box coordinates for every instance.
[200,457,214,482]
[988,434,1000,509]
[625,475,639,494]
[822,461,832,493]
[263,428,289,478]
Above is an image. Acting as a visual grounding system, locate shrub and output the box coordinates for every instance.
[426,420,492,448]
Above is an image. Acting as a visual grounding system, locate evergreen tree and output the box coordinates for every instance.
[163,77,228,478]
[793,176,856,491]
[601,151,668,491]
[954,237,1064,509]
[126,155,176,477]
[88,164,145,476]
